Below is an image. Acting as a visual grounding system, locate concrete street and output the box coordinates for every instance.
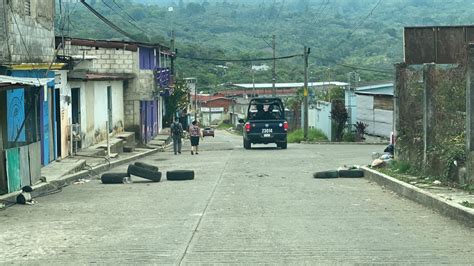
[0,130,472,264]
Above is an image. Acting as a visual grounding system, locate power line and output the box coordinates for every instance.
[177,54,302,62]
[100,0,148,34]
[112,0,139,22]
[80,0,138,41]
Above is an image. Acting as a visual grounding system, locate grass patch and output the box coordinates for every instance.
[217,122,233,130]
[460,201,474,208]
[288,128,328,143]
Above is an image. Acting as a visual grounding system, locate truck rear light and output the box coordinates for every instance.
[245,122,251,132]
[283,121,289,131]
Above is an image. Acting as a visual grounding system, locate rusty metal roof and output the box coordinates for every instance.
[56,36,171,52]
[68,71,136,81]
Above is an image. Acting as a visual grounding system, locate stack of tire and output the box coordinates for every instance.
[313,169,364,179]
[101,162,195,183]
[101,162,161,184]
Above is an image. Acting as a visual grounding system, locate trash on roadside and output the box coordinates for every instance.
[73,178,91,185]
[371,159,385,168]
[433,180,442,185]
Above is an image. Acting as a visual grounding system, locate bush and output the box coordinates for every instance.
[217,122,233,130]
[343,131,356,142]
[288,128,328,143]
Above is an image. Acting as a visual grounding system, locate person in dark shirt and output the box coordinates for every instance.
[255,104,266,120]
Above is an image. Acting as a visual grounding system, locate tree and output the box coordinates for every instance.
[331,100,348,142]
[163,78,189,127]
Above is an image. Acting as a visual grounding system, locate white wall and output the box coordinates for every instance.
[356,95,393,138]
[55,70,72,158]
[68,80,124,149]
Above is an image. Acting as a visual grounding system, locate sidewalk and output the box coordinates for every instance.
[0,132,171,208]
[363,166,474,227]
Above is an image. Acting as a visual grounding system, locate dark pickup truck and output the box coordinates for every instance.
[239,97,288,149]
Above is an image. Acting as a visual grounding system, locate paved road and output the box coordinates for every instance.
[1,131,472,264]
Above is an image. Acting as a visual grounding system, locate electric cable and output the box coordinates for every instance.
[100,0,149,34]
[80,0,138,41]
[178,53,302,62]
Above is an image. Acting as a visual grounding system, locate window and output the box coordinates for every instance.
[139,47,156,70]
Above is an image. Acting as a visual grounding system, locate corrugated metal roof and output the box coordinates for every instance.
[230,81,348,89]
[355,83,394,96]
[0,75,53,89]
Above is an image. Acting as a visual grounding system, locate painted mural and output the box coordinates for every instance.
[7,88,26,142]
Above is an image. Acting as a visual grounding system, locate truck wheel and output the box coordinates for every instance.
[338,169,364,178]
[313,170,339,179]
[279,141,287,149]
[243,139,251,149]
[166,170,195,181]
[101,172,129,184]
[127,164,162,182]
[134,162,159,172]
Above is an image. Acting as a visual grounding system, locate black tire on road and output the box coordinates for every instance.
[166,170,195,181]
[134,162,159,172]
[338,169,364,178]
[127,164,162,182]
[101,172,129,184]
[279,141,287,149]
[313,170,339,179]
[243,139,251,149]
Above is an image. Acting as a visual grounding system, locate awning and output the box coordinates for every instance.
[0,75,54,90]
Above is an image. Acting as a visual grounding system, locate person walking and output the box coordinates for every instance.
[170,117,183,155]
[189,120,202,155]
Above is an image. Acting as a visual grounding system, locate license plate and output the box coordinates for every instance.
[263,133,271,137]
[262,129,273,133]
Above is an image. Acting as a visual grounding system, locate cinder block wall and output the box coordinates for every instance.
[6,0,55,64]
[0,0,7,62]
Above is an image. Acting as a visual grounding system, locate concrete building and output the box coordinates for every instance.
[354,83,394,138]
[59,37,173,145]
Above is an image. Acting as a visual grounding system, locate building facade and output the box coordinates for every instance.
[0,0,57,194]
[59,37,173,145]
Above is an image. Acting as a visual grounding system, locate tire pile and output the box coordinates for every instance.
[101,162,194,184]
[313,168,364,179]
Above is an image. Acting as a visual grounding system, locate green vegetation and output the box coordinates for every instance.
[61,0,474,90]
[217,122,233,130]
[460,201,474,208]
[288,128,328,143]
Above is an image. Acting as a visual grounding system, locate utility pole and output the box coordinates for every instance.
[170,30,175,75]
[272,34,276,97]
[303,46,310,140]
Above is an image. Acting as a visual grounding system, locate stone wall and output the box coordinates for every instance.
[6,0,55,64]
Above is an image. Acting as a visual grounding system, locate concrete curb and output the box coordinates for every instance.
[0,148,160,207]
[362,166,474,227]
[300,141,386,145]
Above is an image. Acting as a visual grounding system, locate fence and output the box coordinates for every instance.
[395,63,467,183]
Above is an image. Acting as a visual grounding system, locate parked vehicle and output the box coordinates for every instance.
[203,127,215,137]
[239,97,288,149]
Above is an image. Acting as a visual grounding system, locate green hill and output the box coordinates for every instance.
[58,0,474,89]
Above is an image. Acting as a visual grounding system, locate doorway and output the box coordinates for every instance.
[107,86,112,133]
[71,88,80,125]
[54,88,61,157]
